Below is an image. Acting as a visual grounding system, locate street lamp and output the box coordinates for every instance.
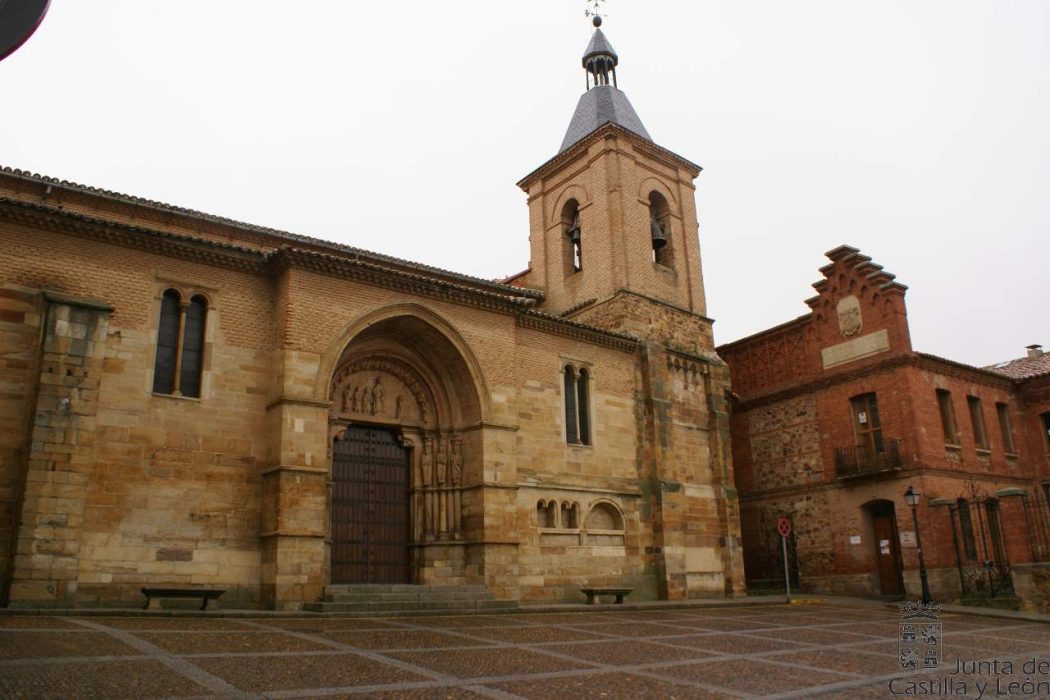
[904,485,932,604]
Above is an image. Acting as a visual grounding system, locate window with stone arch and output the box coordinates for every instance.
[153,289,208,398]
[563,363,591,445]
[648,190,673,268]
[562,198,582,275]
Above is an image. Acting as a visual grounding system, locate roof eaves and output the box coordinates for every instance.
[517,123,701,191]
[0,166,543,301]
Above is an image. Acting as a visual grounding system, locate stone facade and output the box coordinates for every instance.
[0,28,743,609]
[720,246,1050,609]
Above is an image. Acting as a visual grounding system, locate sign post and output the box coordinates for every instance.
[777,516,792,604]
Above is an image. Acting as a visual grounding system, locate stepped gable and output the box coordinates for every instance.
[805,244,908,311]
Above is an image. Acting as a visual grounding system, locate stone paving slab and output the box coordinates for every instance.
[1,601,1048,698]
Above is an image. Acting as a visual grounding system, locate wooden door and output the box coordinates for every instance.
[872,511,904,595]
[331,426,410,584]
[851,393,884,460]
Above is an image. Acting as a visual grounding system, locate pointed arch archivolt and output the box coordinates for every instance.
[314,303,491,424]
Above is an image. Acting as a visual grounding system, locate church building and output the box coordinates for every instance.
[0,19,744,609]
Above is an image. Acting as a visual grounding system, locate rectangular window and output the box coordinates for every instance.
[958,499,977,560]
[1043,413,1050,454]
[968,396,988,450]
[937,389,959,445]
[851,393,884,456]
[996,403,1015,454]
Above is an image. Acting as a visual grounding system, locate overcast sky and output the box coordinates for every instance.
[1,1,1046,367]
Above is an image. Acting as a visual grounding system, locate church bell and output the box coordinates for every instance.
[569,213,582,245]
[650,216,667,248]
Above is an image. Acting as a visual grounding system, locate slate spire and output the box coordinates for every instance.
[560,16,652,153]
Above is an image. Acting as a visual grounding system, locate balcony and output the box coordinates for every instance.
[835,438,903,478]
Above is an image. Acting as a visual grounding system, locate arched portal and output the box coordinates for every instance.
[326,312,485,585]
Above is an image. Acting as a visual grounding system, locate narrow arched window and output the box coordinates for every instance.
[648,191,673,268]
[577,368,591,445]
[563,199,582,275]
[563,364,592,446]
[564,365,578,444]
[152,290,182,395]
[152,289,207,398]
[179,296,208,398]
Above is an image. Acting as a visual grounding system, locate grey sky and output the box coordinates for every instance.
[1,1,1046,367]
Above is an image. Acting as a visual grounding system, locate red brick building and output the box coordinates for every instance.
[718,246,1050,608]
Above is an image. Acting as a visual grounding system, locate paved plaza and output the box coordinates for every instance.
[2,601,1049,698]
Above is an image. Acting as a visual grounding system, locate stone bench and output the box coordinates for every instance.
[141,587,225,611]
[580,586,633,605]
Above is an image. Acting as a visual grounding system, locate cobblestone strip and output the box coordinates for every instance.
[0,654,152,667]
[68,618,252,698]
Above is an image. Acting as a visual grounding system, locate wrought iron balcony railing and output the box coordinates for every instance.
[835,438,903,478]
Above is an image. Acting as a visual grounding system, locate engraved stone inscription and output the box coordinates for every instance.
[821,329,890,369]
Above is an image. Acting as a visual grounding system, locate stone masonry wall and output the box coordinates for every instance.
[0,285,44,604]
[0,219,275,607]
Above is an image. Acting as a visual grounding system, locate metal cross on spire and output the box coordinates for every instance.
[584,0,608,25]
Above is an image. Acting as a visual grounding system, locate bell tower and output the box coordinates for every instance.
[513,14,745,601]
[516,15,710,347]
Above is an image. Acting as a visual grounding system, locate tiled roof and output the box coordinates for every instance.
[985,352,1050,380]
[0,167,544,301]
[559,85,651,153]
[583,28,618,61]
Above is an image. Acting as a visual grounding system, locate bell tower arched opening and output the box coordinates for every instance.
[326,312,485,585]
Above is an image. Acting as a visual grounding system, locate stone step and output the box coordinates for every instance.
[322,584,498,603]
[303,599,518,614]
[324,584,492,595]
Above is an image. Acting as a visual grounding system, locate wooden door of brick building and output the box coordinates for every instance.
[331,426,410,584]
[870,503,904,595]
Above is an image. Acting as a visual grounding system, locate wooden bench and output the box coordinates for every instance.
[141,587,226,611]
[580,586,633,605]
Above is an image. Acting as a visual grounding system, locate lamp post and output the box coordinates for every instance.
[904,485,932,604]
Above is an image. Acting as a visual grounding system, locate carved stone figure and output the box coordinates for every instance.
[371,377,384,415]
[837,295,862,337]
[342,385,353,413]
[450,433,463,485]
[420,437,433,487]
[435,437,448,485]
[395,394,405,420]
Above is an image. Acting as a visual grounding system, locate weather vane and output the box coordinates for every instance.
[584,0,608,24]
